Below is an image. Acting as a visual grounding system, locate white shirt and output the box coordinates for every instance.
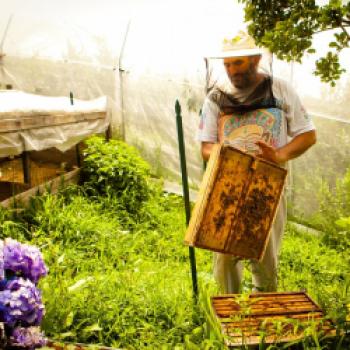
[197,75,315,154]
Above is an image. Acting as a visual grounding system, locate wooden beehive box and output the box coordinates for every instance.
[185,144,287,260]
[0,181,30,201]
[211,292,336,347]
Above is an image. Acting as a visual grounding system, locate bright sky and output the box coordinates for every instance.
[0,0,244,60]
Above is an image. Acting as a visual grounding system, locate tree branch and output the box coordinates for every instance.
[313,27,340,35]
[313,25,350,36]
[340,24,350,42]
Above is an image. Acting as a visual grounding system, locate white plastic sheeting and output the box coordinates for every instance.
[0,91,109,156]
[0,0,248,187]
[1,0,350,195]
[0,91,107,114]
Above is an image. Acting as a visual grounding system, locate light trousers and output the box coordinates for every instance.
[213,194,287,293]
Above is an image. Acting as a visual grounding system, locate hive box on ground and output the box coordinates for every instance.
[185,144,287,261]
[211,292,336,347]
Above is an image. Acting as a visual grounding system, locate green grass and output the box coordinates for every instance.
[0,186,349,349]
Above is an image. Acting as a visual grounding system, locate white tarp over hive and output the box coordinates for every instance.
[0,91,109,156]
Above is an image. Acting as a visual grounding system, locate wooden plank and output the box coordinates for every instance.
[225,331,337,347]
[212,293,312,305]
[224,321,334,333]
[226,159,287,260]
[0,111,106,133]
[224,323,337,346]
[221,313,325,326]
[0,181,30,201]
[213,291,308,298]
[225,322,336,334]
[45,340,120,350]
[216,308,322,319]
[184,143,221,245]
[213,299,318,309]
[213,295,311,304]
[215,305,322,316]
[213,299,314,309]
[197,146,252,251]
[0,168,80,208]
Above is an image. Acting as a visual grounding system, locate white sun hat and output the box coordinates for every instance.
[206,30,264,59]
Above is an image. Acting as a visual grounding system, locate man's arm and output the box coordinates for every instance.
[256,130,316,164]
[201,142,217,162]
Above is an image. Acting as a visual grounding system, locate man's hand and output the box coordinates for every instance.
[256,130,317,165]
[201,142,216,162]
[256,140,285,164]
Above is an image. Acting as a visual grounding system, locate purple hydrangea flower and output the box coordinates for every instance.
[0,241,4,281]
[10,326,47,349]
[3,238,48,284]
[0,278,45,327]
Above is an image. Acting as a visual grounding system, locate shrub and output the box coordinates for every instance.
[82,136,151,213]
[309,167,350,250]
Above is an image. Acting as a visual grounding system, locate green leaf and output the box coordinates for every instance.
[191,326,203,336]
[83,323,103,333]
[241,0,348,85]
[58,331,76,339]
[335,217,350,229]
[57,254,65,264]
[64,311,74,328]
[68,277,93,293]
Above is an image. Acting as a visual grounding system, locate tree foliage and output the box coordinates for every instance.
[239,0,350,86]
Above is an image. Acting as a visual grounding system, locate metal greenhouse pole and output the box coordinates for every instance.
[175,100,198,299]
[118,20,131,141]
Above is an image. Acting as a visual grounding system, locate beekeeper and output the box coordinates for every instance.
[197,31,317,293]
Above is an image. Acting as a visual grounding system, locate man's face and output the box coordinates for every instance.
[223,56,260,89]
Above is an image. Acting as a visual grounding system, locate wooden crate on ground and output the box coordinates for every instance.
[185,144,287,261]
[0,168,80,209]
[0,181,30,201]
[0,147,80,203]
[0,157,67,187]
[211,292,337,347]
